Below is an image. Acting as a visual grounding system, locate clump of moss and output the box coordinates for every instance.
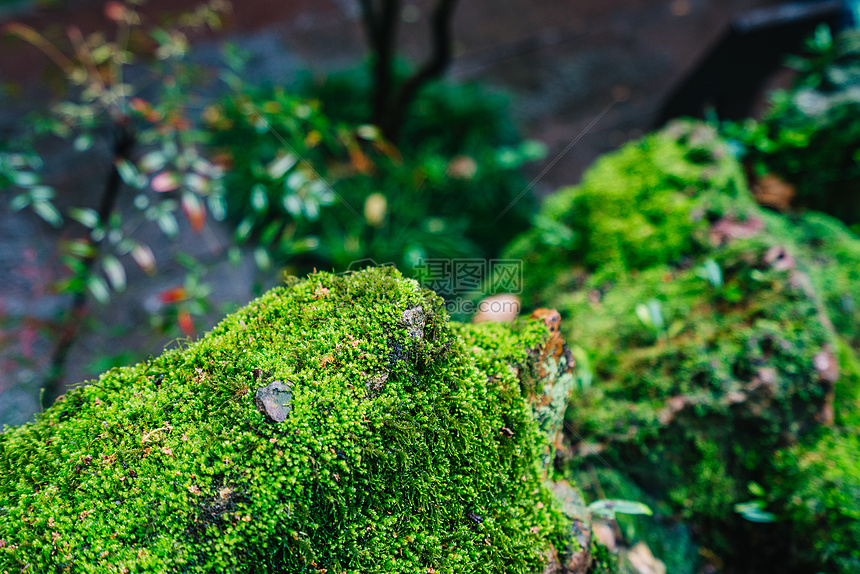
[505,120,754,306]
[0,267,587,573]
[507,120,860,572]
[770,428,860,573]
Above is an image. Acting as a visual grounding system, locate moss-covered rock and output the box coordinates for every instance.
[0,267,599,574]
[506,120,754,307]
[506,120,860,572]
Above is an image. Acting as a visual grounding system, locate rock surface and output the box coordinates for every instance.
[0,267,608,573]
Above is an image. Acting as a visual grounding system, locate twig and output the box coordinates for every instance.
[43,121,136,406]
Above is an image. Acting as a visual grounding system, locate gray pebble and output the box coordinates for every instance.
[255,380,294,423]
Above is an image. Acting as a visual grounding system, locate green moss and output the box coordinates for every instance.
[770,429,860,573]
[587,542,618,574]
[505,120,755,306]
[0,267,585,573]
[506,120,860,572]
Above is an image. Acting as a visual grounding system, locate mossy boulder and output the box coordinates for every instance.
[0,267,601,573]
[507,120,860,572]
[506,120,753,306]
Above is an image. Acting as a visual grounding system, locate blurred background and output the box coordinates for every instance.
[0,0,805,423]
[2,1,860,570]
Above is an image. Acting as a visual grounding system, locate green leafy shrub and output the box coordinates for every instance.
[505,120,860,572]
[1,0,236,396]
[206,69,544,276]
[724,25,860,224]
[0,267,591,573]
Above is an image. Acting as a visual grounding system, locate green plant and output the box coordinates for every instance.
[504,120,860,572]
[723,25,860,224]
[206,68,543,279]
[733,482,777,524]
[1,0,232,402]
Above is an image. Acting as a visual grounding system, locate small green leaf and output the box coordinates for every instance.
[227,246,241,267]
[9,193,30,211]
[115,158,142,188]
[235,215,254,242]
[734,501,777,523]
[12,170,38,186]
[102,255,126,292]
[208,192,227,221]
[748,481,765,498]
[356,124,381,141]
[28,186,55,201]
[73,134,93,152]
[699,258,723,288]
[588,499,653,519]
[813,23,832,51]
[303,197,320,220]
[138,151,167,174]
[285,171,307,191]
[282,194,302,217]
[69,207,100,229]
[185,173,209,194]
[87,275,111,304]
[250,184,269,213]
[61,239,95,258]
[157,211,179,239]
[496,148,521,168]
[254,246,272,271]
[32,201,63,228]
[647,300,665,331]
[519,139,548,161]
[266,153,297,179]
[635,303,652,328]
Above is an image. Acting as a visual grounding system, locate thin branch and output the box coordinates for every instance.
[370,0,401,127]
[357,0,378,37]
[43,122,136,406]
[2,22,79,78]
[381,0,459,141]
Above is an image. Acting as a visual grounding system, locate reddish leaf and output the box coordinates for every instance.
[177,310,194,337]
[347,145,373,174]
[159,287,187,304]
[130,97,149,114]
[151,171,180,193]
[182,192,206,233]
[104,1,126,22]
[130,97,162,123]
